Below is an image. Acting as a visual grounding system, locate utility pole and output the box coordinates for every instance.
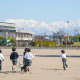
[66,36,67,49]
[67,21,69,42]
[41,39,42,49]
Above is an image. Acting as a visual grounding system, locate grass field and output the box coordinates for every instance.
[0,49,80,80]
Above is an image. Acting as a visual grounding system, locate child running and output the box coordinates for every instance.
[0,49,4,73]
[23,48,28,65]
[21,48,35,72]
[10,47,19,72]
[61,50,71,70]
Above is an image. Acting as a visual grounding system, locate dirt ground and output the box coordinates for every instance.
[0,49,80,80]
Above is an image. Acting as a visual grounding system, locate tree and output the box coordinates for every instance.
[4,36,7,38]
[11,38,15,42]
[69,36,74,41]
[0,37,3,41]
[53,29,64,45]
[74,36,79,41]
[8,37,11,40]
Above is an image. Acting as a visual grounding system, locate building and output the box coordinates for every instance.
[0,22,35,45]
[34,36,44,42]
[34,35,54,42]
[0,22,17,30]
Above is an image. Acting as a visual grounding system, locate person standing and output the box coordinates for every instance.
[0,49,4,73]
[23,48,28,65]
[10,47,19,72]
[61,50,71,70]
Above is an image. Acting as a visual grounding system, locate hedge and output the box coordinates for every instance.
[33,41,56,47]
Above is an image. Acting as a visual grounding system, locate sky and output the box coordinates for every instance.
[0,0,80,23]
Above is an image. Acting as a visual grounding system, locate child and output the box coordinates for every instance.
[21,48,35,72]
[23,48,28,65]
[10,47,19,72]
[0,49,4,73]
[61,50,71,70]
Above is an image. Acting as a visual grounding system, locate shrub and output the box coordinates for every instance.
[0,37,3,41]
[33,41,56,47]
[11,38,15,42]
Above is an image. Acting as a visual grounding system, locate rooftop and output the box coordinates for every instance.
[16,30,35,34]
[0,22,17,27]
[0,22,16,24]
[0,30,35,34]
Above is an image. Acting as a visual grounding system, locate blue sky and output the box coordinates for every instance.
[0,0,80,23]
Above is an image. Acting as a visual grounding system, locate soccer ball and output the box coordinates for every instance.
[19,62,22,65]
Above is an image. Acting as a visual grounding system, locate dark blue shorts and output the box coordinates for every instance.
[0,60,2,70]
[12,59,17,65]
[23,58,25,65]
[25,59,32,66]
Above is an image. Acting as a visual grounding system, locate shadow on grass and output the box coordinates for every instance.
[5,55,80,58]
[41,68,63,70]
[36,55,80,58]
[1,71,23,74]
[5,66,12,67]
[5,65,21,68]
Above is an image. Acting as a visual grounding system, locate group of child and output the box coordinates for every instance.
[10,47,35,72]
[0,47,35,73]
[21,48,35,72]
[0,48,71,73]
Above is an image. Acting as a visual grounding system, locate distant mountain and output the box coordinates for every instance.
[5,19,80,35]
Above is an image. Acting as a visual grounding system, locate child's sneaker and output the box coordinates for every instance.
[14,71,17,73]
[14,69,17,73]
[27,67,30,71]
[24,69,27,72]
[24,70,27,72]
[21,67,23,71]
[64,68,66,70]
[66,66,68,67]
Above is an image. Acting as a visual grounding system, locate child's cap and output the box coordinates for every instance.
[12,47,16,51]
[0,49,2,53]
[61,50,65,53]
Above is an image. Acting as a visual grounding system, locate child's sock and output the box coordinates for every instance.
[13,66,15,69]
[13,66,17,72]
[13,66,15,70]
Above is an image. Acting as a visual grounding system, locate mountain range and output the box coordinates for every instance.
[5,19,80,35]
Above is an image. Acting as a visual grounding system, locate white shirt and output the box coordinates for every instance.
[0,53,4,60]
[61,53,68,59]
[24,52,34,59]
